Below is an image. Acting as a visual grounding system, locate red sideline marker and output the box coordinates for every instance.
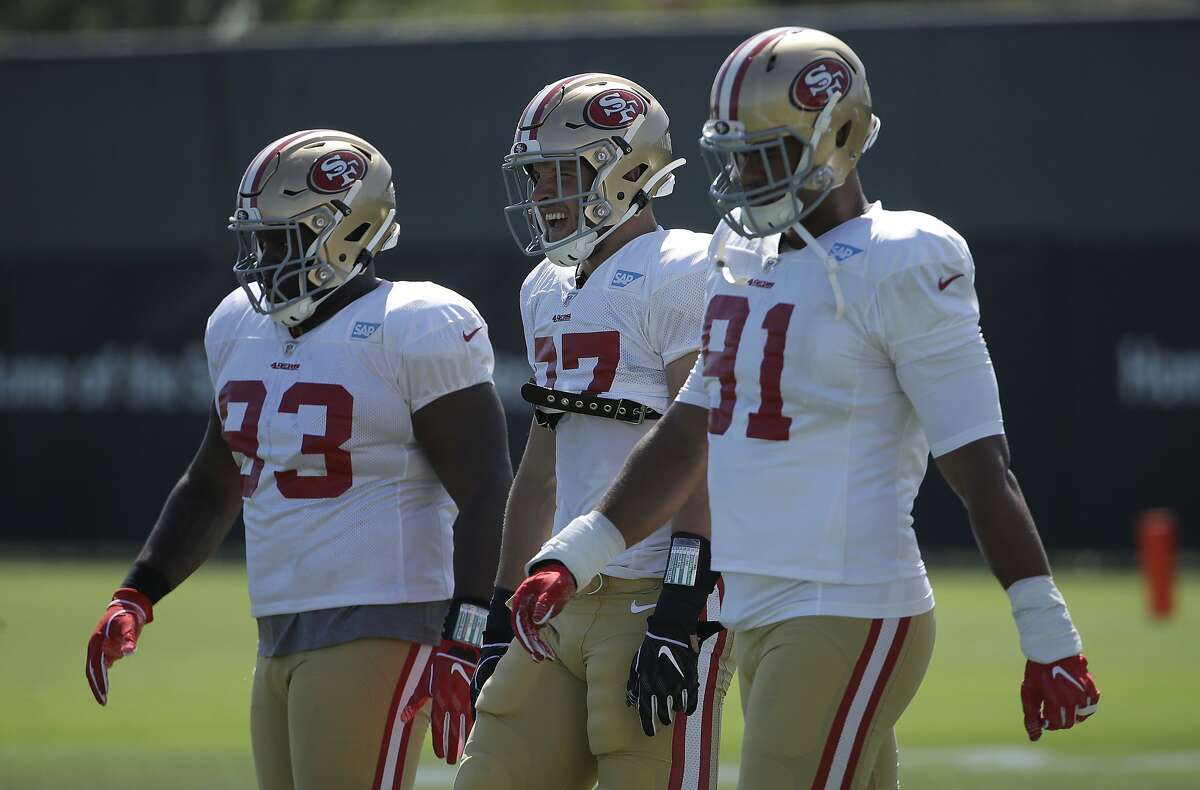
[1136,508,1178,620]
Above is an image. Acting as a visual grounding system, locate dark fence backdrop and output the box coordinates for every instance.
[2,11,1197,551]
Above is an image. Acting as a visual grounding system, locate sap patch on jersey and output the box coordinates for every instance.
[350,321,383,341]
[609,268,645,289]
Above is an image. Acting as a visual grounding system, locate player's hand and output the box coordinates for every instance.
[626,619,700,736]
[1020,654,1099,741]
[471,588,515,713]
[510,562,576,661]
[471,642,507,711]
[85,588,154,705]
[401,639,480,764]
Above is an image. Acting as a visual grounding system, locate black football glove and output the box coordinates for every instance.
[471,587,514,714]
[626,533,722,736]
[627,617,701,735]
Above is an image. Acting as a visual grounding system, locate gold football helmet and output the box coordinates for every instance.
[502,73,685,267]
[701,27,881,238]
[229,129,401,326]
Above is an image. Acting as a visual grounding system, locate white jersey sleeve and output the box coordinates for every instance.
[398,300,494,411]
[873,237,1004,457]
[647,248,709,365]
[674,350,708,408]
[204,287,254,396]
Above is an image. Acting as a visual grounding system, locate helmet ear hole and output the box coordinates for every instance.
[836,121,852,148]
[622,163,648,182]
[343,222,372,243]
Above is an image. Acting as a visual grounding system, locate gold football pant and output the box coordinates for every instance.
[250,638,433,790]
[456,575,734,790]
[735,611,936,790]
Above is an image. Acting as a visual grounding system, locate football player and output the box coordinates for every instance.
[455,75,733,790]
[510,29,1101,790]
[84,130,512,790]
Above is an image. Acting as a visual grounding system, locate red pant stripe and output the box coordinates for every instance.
[811,619,883,789]
[371,644,433,790]
[839,617,911,790]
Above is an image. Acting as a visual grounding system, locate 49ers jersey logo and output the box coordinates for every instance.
[790,58,853,110]
[584,89,647,130]
[308,150,368,194]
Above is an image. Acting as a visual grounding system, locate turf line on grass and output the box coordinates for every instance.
[409,749,1200,785]
[901,747,1200,773]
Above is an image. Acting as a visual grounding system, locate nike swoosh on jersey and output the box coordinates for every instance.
[937,273,965,291]
[630,601,657,614]
[462,327,482,342]
[658,645,685,678]
[1050,665,1086,692]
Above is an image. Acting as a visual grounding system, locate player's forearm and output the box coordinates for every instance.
[936,435,1052,589]
[450,480,509,602]
[495,460,557,589]
[666,449,711,541]
[598,401,709,546]
[963,469,1052,589]
[662,352,710,540]
[133,469,243,595]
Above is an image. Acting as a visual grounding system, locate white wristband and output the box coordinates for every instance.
[526,510,626,587]
[1006,575,1083,664]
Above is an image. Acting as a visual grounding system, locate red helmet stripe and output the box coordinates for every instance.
[709,38,751,117]
[516,74,593,142]
[240,130,318,203]
[726,28,792,121]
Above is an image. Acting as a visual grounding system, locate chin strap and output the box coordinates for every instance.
[272,259,365,327]
[714,214,848,320]
[789,222,845,320]
[712,231,744,286]
[593,156,688,245]
[864,114,882,153]
[645,157,686,198]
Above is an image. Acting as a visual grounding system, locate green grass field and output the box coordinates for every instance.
[2,559,1197,789]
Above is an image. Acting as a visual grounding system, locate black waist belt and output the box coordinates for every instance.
[521,381,663,426]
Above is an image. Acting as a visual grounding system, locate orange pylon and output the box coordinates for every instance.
[1136,508,1178,620]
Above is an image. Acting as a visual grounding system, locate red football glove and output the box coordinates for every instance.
[400,639,480,764]
[509,562,576,662]
[1020,654,1100,741]
[86,588,153,705]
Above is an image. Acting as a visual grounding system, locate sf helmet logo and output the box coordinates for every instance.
[308,150,368,194]
[790,58,853,110]
[585,89,647,130]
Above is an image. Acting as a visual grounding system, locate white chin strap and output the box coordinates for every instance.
[789,222,846,320]
[864,114,882,153]
[546,230,600,268]
[713,232,742,286]
[270,258,366,327]
[274,297,317,327]
[545,157,687,268]
[744,193,800,235]
[713,222,846,321]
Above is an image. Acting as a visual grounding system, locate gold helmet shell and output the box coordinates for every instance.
[701,28,880,238]
[502,73,685,266]
[229,129,401,326]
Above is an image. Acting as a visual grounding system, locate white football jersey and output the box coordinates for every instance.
[205,281,494,617]
[521,228,709,578]
[677,203,1003,627]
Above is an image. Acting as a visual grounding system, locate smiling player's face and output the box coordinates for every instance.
[528,159,597,242]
